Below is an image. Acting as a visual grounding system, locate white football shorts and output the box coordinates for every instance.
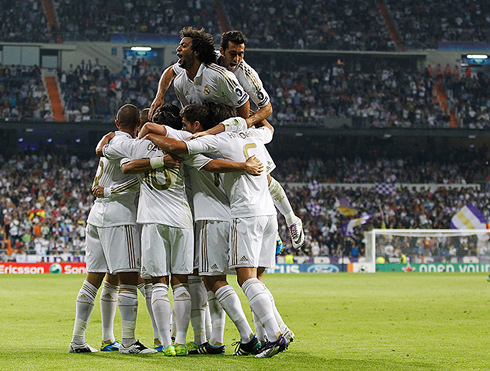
[195,219,235,276]
[85,223,141,274]
[140,223,194,278]
[229,215,277,269]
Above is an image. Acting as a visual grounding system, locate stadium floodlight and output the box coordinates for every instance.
[466,54,488,59]
[131,46,152,51]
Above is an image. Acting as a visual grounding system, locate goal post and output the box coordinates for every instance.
[364,229,490,272]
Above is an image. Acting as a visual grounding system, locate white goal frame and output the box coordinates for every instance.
[364,229,490,271]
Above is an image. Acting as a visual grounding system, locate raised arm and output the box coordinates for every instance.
[138,122,168,139]
[236,100,250,120]
[95,132,115,157]
[148,66,177,120]
[245,102,273,128]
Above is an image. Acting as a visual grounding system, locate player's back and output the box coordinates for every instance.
[215,127,275,218]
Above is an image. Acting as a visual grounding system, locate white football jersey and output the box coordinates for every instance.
[103,135,210,228]
[165,126,231,222]
[173,62,249,108]
[186,126,275,218]
[87,131,139,227]
[173,56,269,108]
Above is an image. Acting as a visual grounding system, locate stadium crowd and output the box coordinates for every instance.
[386,0,490,49]
[1,150,489,262]
[3,0,489,51]
[3,60,488,131]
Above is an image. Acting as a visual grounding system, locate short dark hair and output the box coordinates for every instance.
[180,27,216,65]
[140,108,150,124]
[153,104,182,130]
[116,104,139,130]
[180,104,211,130]
[206,103,237,129]
[220,30,247,50]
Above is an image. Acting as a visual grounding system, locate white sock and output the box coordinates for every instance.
[263,286,287,332]
[72,280,97,344]
[215,284,253,343]
[118,284,138,346]
[172,284,191,346]
[171,310,176,341]
[152,283,172,347]
[188,276,207,345]
[242,278,280,342]
[205,300,212,340]
[253,311,266,343]
[144,283,160,345]
[100,281,118,343]
[207,291,226,346]
[268,177,295,225]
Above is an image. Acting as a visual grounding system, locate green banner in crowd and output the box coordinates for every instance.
[376,262,490,273]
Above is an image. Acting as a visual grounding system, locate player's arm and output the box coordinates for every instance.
[121,154,181,174]
[253,118,274,135]
[138,122,168,139]
[245,102,273,127]
[92,177,140,198]
[148,66,177,120]
[144,133,189,154]
[95,132,115,157]
[203,155,263,175]
[236,100,250,120]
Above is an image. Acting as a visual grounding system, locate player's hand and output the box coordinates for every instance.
[245,155,263,176]
[92,186,105,198]
[187,130,209,140]
[148,96,163,121]
[105,132,116,142]
[164,154,181,169]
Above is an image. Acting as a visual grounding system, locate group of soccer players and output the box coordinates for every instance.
[69,27,304,358]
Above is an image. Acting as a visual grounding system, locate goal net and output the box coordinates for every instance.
[363,229,490,272]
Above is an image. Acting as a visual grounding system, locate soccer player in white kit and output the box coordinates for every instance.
[149,29,304,250]
[69,104,156,354]
[142,104,264,356]
[100,111,263,356]
[143,107,289,358]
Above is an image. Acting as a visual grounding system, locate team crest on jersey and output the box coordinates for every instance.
[204,85,211,95]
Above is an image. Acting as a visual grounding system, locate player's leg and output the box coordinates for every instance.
[69,224,105,353]
[257,268,294,342]
[139,276,162,350]
[105,224,155,354]
[188,271,207,348]
[169,225,194,356]
[235,216,288,358]
[171,274,191,356]
[100,273,120,351]
[151,275,174,356]
[69,272,105,353]
[267,174,304,248]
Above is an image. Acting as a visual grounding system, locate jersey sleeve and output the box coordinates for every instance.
[185,135,219,155]
[166,126,189,140]
[107,177,140,198]
[239,62,270,108]
[103,140,132,161]
[222,117,248,132]
[217,68,249,108]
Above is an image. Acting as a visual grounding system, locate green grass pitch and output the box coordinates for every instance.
[1,272,489,370]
